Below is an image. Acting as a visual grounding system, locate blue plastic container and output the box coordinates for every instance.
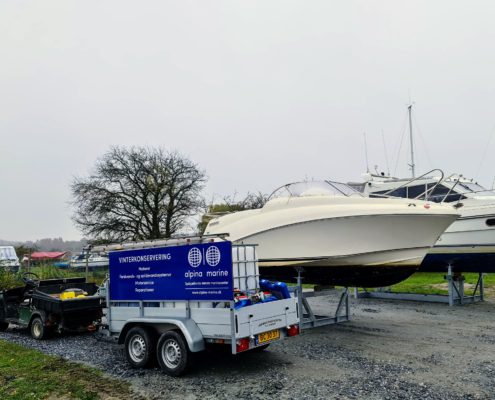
[260,279,291,299]
[234,298,251,310]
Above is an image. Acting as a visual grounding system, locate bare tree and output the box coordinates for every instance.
[197,191,269,234]
[71,147,206,241]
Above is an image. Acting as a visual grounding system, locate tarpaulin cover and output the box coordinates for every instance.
[30,252,67,260]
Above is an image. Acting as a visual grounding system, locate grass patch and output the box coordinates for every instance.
[0,339,138,400]
[386,272,495,295]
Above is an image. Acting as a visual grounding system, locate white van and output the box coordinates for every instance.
[0,246,20,272]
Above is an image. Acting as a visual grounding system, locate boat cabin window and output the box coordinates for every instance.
[406,185,427,199]
[427,183,466,203]
[486,218,495,227]
[370,187,407,198]
[369,183,466,203]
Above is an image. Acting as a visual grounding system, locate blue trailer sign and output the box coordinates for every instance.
[109,241,233,301]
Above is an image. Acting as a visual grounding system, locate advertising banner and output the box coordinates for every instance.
[109,241,233,301]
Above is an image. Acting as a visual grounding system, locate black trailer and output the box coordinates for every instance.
[0,273,103,339]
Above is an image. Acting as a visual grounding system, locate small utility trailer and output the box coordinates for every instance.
[0,273,103,339]
[96,236,300,376]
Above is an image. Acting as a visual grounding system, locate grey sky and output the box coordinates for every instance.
[1,1,495,241]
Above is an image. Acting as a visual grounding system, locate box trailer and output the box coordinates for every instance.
[96,236,300,376]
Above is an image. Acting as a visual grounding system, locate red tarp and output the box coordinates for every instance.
[30,252,66,260]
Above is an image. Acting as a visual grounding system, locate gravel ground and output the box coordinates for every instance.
[1,292,495,399]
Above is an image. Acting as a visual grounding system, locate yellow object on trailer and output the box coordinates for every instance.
[60,289,88,300]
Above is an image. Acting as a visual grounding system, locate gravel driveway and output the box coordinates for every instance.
[1,291,494,399]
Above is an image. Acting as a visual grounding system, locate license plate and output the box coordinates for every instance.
[256,329,280,344]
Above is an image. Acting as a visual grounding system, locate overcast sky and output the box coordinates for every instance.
[1,1,495,241]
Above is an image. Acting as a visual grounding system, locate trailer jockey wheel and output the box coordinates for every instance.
[30,316,48,340]
[124,327,156,368]
[156,331,191,376]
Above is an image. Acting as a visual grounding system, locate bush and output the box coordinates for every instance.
[0,270,23,290]
[0,264,108,290]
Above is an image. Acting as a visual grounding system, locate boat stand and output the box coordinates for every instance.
[291,268,350,331]
[353,266,485,306]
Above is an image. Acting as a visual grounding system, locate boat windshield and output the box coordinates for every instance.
[0,247,17,260]
[368,173,495,203]
[270,181,363,199]
[454,181,495,197]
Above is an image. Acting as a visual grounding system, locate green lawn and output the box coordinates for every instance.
[0,267,134,399]
[0,340,138,400]
[284,272,495,296]
[378,272,495,295]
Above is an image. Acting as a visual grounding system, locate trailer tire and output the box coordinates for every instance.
[156,331,191,376]
[124,327,156,368]
[0,322,8,331]
[30,317,48,340]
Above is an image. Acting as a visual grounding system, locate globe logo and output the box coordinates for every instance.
[188,247,202,268]
[205,246,221,267]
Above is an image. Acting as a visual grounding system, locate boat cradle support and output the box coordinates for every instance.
[353,266,484,307]
[292,268,350,330]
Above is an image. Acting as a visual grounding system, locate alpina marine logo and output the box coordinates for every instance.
[187,247,202,268]
[205,246,221,267]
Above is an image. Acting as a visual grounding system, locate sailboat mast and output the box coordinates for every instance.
[408,103,416,178]
[363,132,370,173]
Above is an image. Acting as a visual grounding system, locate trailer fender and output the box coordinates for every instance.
[118,318,205,353]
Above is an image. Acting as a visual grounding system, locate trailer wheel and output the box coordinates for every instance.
[30,317,48,340]
[0,322,9,331]
[156,331,191,376]
[124,327,156,368]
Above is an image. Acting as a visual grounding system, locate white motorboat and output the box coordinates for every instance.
[70,252,109,268]
[0,246,20,272]
[205,181,458,287]
[350,170,495,272]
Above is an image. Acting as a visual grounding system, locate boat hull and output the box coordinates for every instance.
[206,193,458,287]
[70,260,109,268]
[236,214,456,287]
[361,177,495,273]
[259,265,416,287]
[419,210,495,272]
[420,245,495,273]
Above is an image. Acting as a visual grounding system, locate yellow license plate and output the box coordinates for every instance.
[257,329,280,344]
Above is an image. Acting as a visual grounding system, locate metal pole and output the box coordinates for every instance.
[85,254,89,281]
[345,288,350,320]
[447,265,454,307]
[459,274,465,305]
[408,104,416,178]
[363,132,370,173]
[480,273,485,301]
[296,268,304,331]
